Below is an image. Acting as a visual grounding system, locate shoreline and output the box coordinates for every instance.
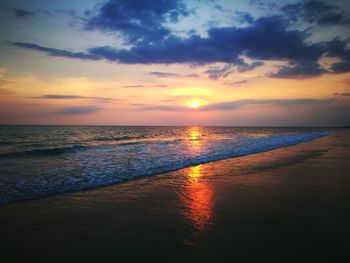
[1,130,350,262]
[0,130,328,206]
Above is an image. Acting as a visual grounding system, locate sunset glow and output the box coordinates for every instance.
[191,101,201,108]
[1,1,350,260]
[0,0,349,126]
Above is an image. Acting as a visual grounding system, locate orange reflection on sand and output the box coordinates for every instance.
[180,165,213,232]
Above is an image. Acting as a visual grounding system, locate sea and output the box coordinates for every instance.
[0,126,327,205]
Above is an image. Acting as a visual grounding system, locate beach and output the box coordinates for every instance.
[1,129,350,262]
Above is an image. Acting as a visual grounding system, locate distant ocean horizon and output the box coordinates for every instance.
[0,126,328,205]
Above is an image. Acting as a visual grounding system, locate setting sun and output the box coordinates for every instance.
[191,101,201,108]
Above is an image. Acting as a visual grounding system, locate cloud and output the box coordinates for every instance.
[121,84,168,88]
[0,79,14,86]
[12,8,36,18]
[0,88,15,95]
[237,61,264,72]
[8,12,350,77]
[87,15,324,65]
[343,79,350,85]
[10,16,325,64]
[205,64,234,80]
[54,106,101,115]
[282,0,350,26]
[8,42,100,60]
[149,71,181,77]
[186,73,199,78]
[224,80,249,86]
[148,72,199,78]
[269,60,326,78]
[334,92,350,97]
[121,85,145,88]
[0,73,15,94]
[324,38,350,73]
[85,0,189,43]
[34,94,113,102]
[159,94,208,103]
[134,98,334,112]
[205,60,263,79]
[10,8,51,19]
[198,98,333,111]
[234,11,255,24]
[134,104,187,111]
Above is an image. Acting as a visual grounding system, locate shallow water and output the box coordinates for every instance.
[0,126,327,204]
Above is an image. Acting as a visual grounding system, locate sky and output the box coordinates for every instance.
[0,0,350,126]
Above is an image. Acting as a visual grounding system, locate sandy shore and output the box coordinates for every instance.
[1,129,350,262]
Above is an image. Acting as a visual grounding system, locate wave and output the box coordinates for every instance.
[94,135,146,142]
[0,131,327,205]
[0,145,90,158]
[0,138,191,158]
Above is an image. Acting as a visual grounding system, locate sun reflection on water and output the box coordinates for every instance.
[188,126,202,151]
[182,165,213,233]
[177,127,214,245]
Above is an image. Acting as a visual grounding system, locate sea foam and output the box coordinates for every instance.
[0,130,327,205]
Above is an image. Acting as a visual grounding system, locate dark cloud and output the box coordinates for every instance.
[209,16,325,62]
[149,71,181,77]
[205,60,263,79]
[10,7,51,19]
[35,95,113,102]
[85,0,189,43]
[54,106,101,115]
[334,92,350,97]
[8,11,350,77]
[8,42,100,60]
[237,61,264,72]
[12,8,36,18]
[87,16,326,65]
[282,0,350,26]
[269,60,326,78]
[214,4,224,11]
[249,0,277,11]
[148,72,198,78]
[330,61,350,73]
[323,38,350,73]
[224,80,249,86]
[13,15,325,65]
[234,11,254,24]
[205,64,234,80]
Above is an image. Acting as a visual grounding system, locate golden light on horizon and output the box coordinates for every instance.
[190,101,201,108]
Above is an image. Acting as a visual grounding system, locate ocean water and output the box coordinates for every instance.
[0,126,327,205]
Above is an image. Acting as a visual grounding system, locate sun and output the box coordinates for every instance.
[191,101,201,108]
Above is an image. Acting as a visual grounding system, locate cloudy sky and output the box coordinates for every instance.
[0,0,349,126]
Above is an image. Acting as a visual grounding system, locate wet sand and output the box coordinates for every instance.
[1,129,350,262]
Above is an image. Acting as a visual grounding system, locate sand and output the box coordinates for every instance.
[1,129,349,262]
